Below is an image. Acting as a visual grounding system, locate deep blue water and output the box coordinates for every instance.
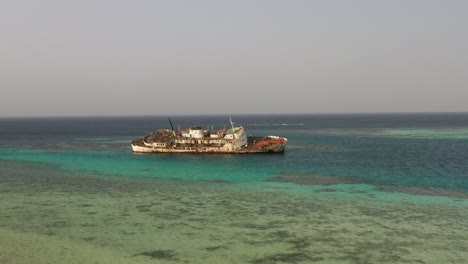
[1,113,468,192]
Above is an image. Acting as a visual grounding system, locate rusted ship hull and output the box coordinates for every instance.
[131,136,287,154]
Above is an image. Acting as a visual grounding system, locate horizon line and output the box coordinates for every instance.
[1,111,468,119]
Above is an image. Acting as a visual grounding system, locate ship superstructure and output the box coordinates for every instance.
[131,119,287,154]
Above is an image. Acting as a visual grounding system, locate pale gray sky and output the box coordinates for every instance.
[1,0,467,117]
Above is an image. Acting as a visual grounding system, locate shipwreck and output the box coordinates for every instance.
[131,118,287,154]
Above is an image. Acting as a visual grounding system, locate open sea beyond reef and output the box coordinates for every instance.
[0,113,468,264]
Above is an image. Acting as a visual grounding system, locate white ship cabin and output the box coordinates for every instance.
[181,127,206,138]
[224,126,243,139]
[223,126,248,150]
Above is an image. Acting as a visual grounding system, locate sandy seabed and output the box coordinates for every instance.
[0,162,467,264]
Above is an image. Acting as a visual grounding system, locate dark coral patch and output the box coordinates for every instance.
[249,252,315,264]
[134,250,177,260]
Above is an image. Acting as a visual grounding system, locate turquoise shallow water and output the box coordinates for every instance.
[1,148,467,207]
[0,148,279,182]
[1,113,468,201]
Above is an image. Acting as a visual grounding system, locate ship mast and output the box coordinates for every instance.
[168,118,176,136]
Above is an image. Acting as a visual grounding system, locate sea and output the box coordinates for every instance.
[0,113,467,263]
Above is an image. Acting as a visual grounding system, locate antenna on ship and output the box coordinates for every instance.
[168,118,176,136]
[229,116,235,129]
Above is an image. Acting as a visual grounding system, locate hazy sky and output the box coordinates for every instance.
[1,0,467,117]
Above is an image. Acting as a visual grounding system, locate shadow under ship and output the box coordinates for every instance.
[131,119,288,154]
